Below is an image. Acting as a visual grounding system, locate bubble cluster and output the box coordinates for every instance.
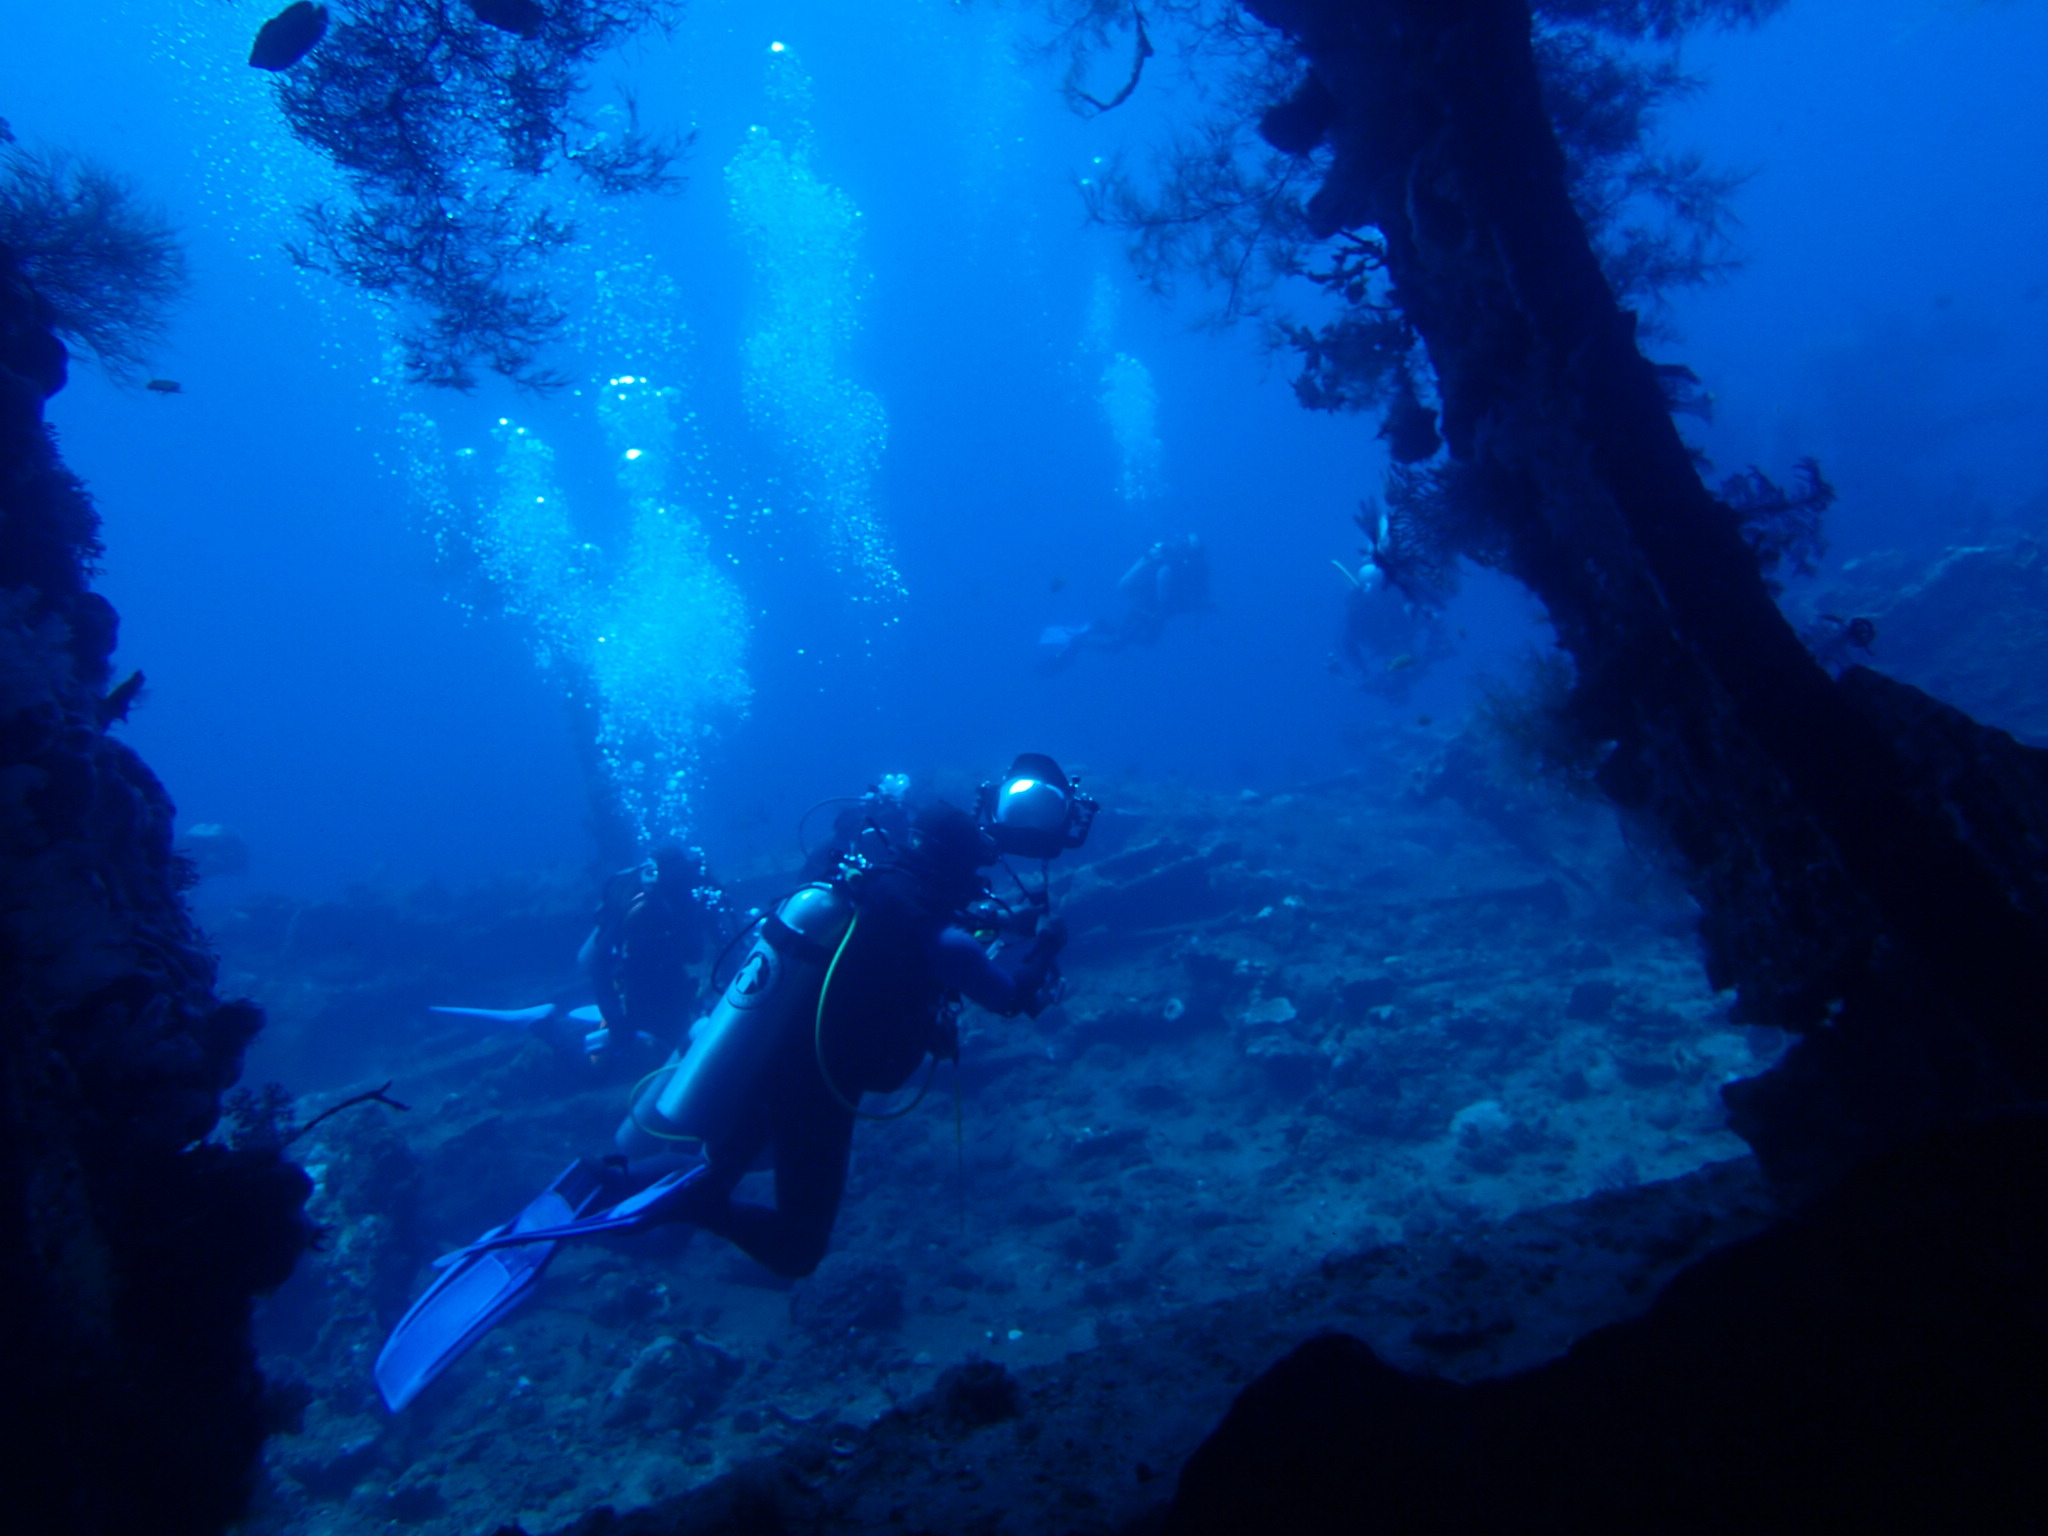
[590,377,752,845]
[401,372,749,850]
[1098,351,1164,504]
[1082,274,1164,504]
[144,8,765,854]
[725,46,904,613]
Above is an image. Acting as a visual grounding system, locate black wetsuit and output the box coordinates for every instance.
[683,864,1050,1278]
[590,872,714,1051]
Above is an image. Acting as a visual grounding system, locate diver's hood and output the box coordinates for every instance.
[906,800,999,888]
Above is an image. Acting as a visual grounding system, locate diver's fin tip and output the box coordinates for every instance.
[373,1161,602,1411]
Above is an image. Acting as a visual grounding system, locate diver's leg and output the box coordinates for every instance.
[686,1057,853,1279]
[602,1060,775,1212]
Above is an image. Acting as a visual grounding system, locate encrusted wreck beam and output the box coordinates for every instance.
[0,253,311,1533]
[1248,0,2048,1181]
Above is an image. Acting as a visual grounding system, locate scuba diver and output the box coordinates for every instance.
[1112,533,1211,648]
[375,754,1098,1413]
[1331,506,1453,698]
[1039,533,1212,671]
[795,772,914,884]
[427,845,726,1071]
[581,844,723,1064]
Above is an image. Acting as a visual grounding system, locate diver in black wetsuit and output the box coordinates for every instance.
[1330,508,1452,698]
[668,799,1066,1278]
[1039,534,1212,670]
[580,844,722,1065]
[795,772,914,885]
[1111,532,1211,649]
[375,759,1093,1412]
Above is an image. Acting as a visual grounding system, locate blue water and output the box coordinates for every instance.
[1,0,2042,899]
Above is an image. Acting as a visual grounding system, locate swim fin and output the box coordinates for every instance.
[423,1163,710,1267]
[374,1160,607,1412]
[374,1160,711,1412]
[429,1003,555,1028]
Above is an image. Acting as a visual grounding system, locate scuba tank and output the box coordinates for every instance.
[615,882,854,1161]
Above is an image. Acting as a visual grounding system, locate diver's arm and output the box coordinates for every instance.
[927,925,1020,1012]
[927,921,1065,1017]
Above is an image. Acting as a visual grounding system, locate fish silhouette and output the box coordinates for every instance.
[249,3,328,72]
[469,0,547,39]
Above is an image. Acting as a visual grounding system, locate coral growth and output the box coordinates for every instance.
[273,0,684,390]
[1474,650,1609,799]
[1052,0,1777,621]
[1722,456,1836,591]
[0,143,187,378]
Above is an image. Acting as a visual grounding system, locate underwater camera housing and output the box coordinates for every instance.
[976,753,1098,861]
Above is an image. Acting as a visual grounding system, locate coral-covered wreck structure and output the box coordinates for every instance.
[1157,0,2048,1525]
[3,0,2047,1529]
[1243,0,2048,1183]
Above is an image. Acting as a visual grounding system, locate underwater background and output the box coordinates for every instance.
[4,0,2037,901]
[4,1,2048,1532]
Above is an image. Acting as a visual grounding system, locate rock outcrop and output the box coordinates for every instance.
[0,247,311,1533]
[1812,535,2048,745]
[1166,1110,2048,1535]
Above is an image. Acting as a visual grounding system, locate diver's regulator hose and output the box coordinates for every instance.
[625,1059,695,1143]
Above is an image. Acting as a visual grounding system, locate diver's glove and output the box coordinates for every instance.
[1015,918,1068,1017]
[583,1022,657,1060]
[1029,917,1067,962]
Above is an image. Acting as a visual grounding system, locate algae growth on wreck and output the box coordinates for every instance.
[4,1,2048,1532]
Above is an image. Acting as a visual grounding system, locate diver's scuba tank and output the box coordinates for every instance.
[615,882,854,1161]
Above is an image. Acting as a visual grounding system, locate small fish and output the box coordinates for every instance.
[1049,574,1067,594]
[249,3,328,72]
[99,670,145,728]
[1416,714,1433,728]
[1387,653,1416,672]
[144,378,181,395]
[469,0,547,38]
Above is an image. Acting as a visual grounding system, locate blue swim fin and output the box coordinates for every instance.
[428,1003,556,1028]
[422,1164,709,1268]
[374,1160,607,1412]
[428,1003,606,1028]
[374,1161,710,1412]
